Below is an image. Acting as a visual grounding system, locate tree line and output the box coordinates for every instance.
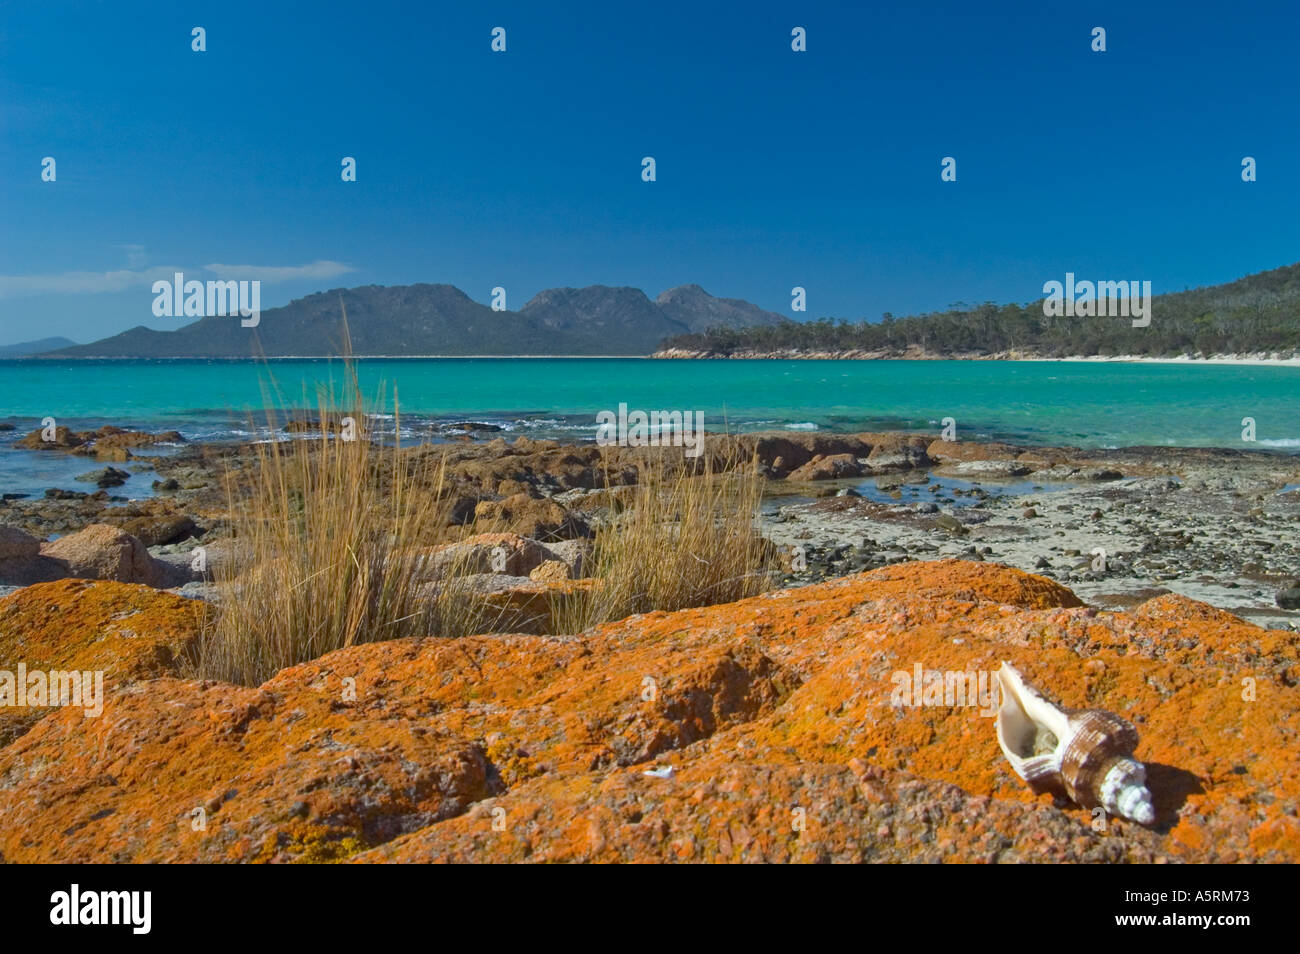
[660,262,1300,357]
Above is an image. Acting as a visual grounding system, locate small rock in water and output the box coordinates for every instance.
[75,467,129,488]
[44,488,87,500]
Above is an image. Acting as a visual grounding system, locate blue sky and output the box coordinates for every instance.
[1,0,1297,345]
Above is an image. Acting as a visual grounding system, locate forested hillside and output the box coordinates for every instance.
[658,262,1300,357]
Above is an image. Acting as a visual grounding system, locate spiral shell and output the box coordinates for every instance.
[995,662,1156,825]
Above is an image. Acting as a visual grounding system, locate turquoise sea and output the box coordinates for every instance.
[2,358,1298,450]
[2,357,1297,499]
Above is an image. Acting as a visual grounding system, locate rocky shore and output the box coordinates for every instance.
[763,439,1300,630]
[3,424,1299,623]
[652,346,1300,362]
[1,423,1297,862]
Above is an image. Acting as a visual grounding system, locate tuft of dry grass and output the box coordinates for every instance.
[551,450,775,632]
[188,360,499,686]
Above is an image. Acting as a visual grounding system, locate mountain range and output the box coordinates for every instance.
[0,336,78,357]
[27,261,1300,359]
[40,284,784,358]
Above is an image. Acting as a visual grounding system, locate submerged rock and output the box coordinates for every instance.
[13,425,83,450]
[74,466,130,488]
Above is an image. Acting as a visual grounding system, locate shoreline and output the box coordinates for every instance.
[1054,353,1300,366]
[9,351,1300,364]
[651,348,1300,365]
[7,354,658,361]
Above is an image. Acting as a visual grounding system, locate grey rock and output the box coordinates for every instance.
[168,581,225,603]
[1080,468,1124,482]
[75,466,130,488]
[543,538,594,577]
[950,460,1031,478]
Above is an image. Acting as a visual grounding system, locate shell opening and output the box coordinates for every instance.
[995,664,1069,760]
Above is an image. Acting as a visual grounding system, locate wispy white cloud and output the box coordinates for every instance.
[0,267,178,297]
[0,260,356,299]
[202,261,355,283]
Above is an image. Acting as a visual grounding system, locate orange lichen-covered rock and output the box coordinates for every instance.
[0,580,205,746]
[357,761,1171,864]
[833,559,1084,611]
[0,560,1296,863]
[0,677,499,863]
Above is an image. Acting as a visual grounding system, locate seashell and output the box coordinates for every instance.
[995,662,1156,825]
